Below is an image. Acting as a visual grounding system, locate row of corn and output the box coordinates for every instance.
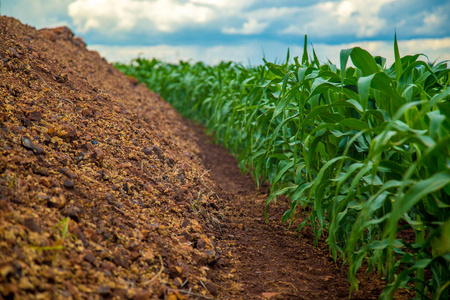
[116,36,450,299]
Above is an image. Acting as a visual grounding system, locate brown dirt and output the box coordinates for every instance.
[0,16,409,300]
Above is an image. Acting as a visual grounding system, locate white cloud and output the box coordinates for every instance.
[69,0,137,32]
[414,5,449,35]
[4,0,449,62]
[68,0,217,33]
[281,0,395,38]
[89,43,262,65]
[223,19,269,35]
[68,0,256,34]
[191,0,254,9]
[221,6,307,35]
[90,38,450,66]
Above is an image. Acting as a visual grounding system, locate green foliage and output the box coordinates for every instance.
[30,217,72,251]
[116,37,450,299]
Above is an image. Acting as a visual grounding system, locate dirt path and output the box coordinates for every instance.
[189,123,387,299]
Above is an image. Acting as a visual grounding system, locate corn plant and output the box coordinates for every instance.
[115,36,450,299]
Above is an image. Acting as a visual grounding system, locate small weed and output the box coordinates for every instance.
[30,217,73,251]
[54,216,70,240]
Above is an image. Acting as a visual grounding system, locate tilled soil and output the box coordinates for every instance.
[0,16,400,300]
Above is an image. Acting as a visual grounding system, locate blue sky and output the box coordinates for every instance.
[2,0,450,65]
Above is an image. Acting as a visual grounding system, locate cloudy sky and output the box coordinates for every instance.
[2,0,450,65]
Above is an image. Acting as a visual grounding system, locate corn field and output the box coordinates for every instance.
[116,36,450,299]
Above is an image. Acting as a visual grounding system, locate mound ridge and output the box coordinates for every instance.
[0,16,225,299]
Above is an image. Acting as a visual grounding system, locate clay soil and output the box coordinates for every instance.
[0,16,404,299]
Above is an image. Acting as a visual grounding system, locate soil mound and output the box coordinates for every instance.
[0,16,225,299]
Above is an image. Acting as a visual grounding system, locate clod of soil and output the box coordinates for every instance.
[0,16,410,300]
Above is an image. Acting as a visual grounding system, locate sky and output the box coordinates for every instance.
[2,0,450,66]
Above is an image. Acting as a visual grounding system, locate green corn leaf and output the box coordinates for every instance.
[358,72,404,113]
[302,35,309,65]
[340,48,353,84]
[394,32,403,82]
[273,161,295,186]
[350,47,380,76]
[386,172,450,241]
